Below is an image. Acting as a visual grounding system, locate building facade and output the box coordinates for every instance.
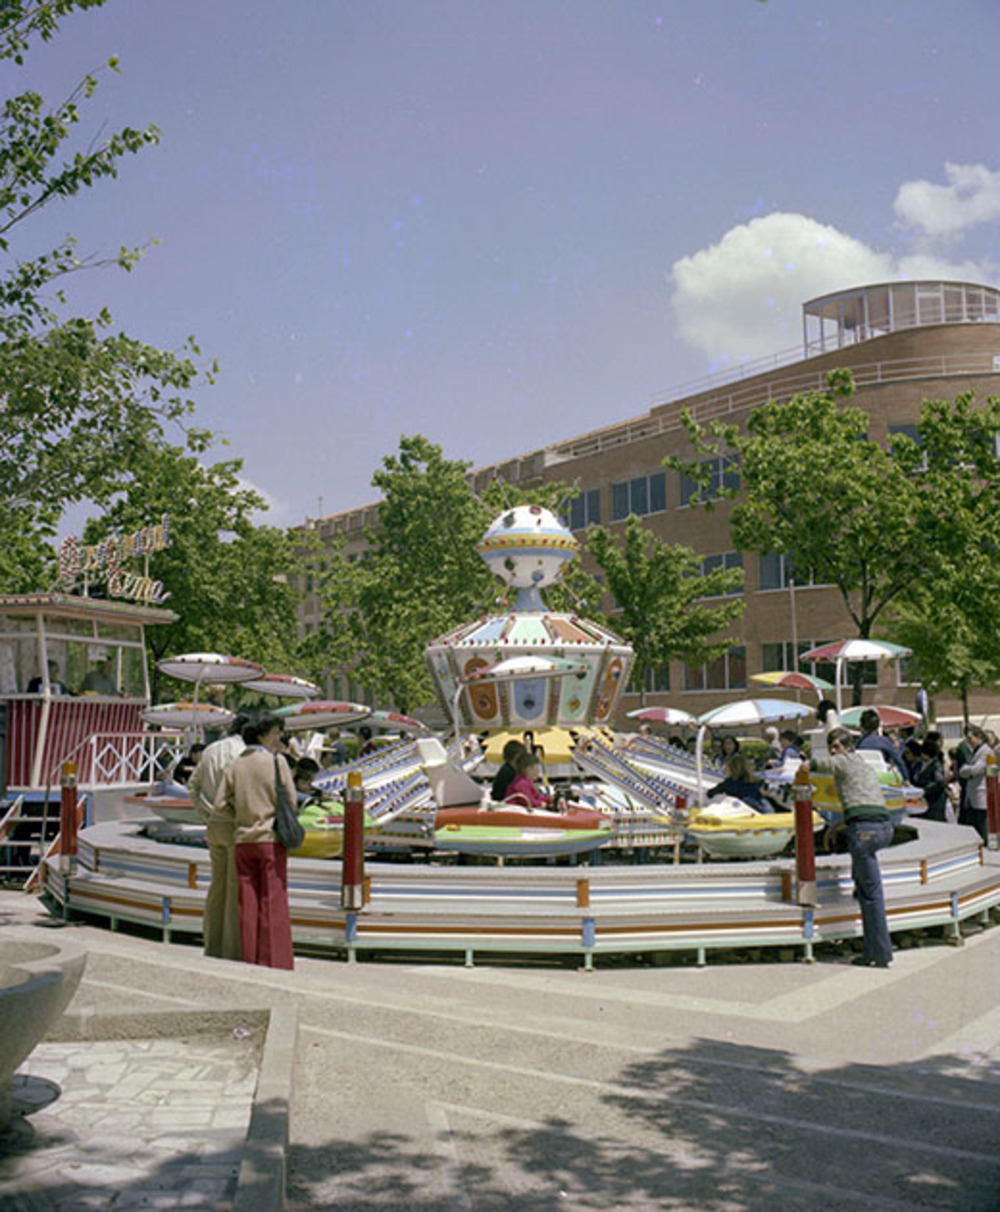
[296,281,1000,726]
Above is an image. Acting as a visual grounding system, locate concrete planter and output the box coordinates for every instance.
[0,931,87,1130]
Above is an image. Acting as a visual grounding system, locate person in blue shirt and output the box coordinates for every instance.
[778,730,802,764]
[706,754,778,813]
[856,709,909,781]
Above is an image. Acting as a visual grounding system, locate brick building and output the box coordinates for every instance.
[295,280,1000,727]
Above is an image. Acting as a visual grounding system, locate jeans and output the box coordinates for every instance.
[847,817,894,965]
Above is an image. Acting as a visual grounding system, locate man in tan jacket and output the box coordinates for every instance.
[189,714,249,960]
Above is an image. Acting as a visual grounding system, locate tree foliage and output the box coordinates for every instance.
[669,372,1000,707]
[885,390,1000,715]
[0,0,215,587]
[666,371,924,642]
[80,441,304,699]
[585,516,744,703]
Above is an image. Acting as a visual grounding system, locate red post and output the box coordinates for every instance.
[59,761,78,874]
[794,764,816,906]
[986,753,999,851]
[341,770,365,910]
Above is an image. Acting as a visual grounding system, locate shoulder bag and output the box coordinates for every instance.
[273,756,305,851]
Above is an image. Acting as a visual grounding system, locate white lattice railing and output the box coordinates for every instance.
[86,730,186,789]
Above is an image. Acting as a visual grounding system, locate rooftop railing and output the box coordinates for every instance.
[548,350,1000,462]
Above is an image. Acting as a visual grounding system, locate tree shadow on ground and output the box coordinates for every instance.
[288,1041,1000,1211]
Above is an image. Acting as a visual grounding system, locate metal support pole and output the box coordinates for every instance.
[986,753,999,851]
[341,770,365,911]
[794,765,817,907]
[59,761,78,876]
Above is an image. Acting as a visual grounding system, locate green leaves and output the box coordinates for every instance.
[0,3,218,588]
[586,516,744,701]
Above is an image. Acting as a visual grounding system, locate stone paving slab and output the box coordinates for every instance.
[1,1032,257,1210]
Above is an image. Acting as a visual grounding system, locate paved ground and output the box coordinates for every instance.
[1,889,999,1210]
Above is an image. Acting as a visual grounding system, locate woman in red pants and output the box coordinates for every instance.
[215,713,297,969]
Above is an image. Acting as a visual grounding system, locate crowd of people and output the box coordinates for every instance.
[654,710,995,846]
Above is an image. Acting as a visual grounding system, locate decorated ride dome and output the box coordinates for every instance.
[425,505,634,731]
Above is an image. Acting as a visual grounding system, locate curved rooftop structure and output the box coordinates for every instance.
[803,279,1000,356]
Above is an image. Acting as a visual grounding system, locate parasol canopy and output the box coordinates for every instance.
[239,672,321,699]
[799,639,911,664]
[142,702,234,729]
[275,700,372,732]
[465,655,589,682]
[157,652,264,684]
[799,639,911,712]
[750,670,835,695]
[693,698,815,805]
[366,708,429,735]
[697,698,815,730]
[625,705,698,726]
[839,704,923,730]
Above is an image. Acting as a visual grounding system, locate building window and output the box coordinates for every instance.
[568,488,601,531]
[626,664,671,695]
[610,471,667,521]
[678,455,740,507]
[897,655,922,687]
[697,552,744,597]
[684,646,746,692]
[758,553,819,591]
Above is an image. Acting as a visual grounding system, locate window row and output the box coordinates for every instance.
[565,457,742,530]
[621,640,918,695]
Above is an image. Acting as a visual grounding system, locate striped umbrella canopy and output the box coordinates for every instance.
[840,704,923,730]
[239,672,321,699]
[799,639,911,663]
[625,706,698,726]
[142,701,234,729]
[157,652,264,684]
[275,700,372,732]
[367,708,429,735]
[750,670,835,695]
[799,639,911,712]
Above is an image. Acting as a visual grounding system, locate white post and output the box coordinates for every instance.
[695,724,708,807]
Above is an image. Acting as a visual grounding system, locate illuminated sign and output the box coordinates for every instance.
[58,516,171,604]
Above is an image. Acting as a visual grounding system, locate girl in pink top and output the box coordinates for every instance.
[504,751,552,809]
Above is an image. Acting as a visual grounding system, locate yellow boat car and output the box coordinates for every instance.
[685,799,822,860]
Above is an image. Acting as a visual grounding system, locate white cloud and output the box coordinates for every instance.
[670,207,995,363]
[670,213,893,361]
[236,475,292,528]
[894,162,1000,239]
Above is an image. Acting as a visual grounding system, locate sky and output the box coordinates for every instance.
[11,1,1000,529]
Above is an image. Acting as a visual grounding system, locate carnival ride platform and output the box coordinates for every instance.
[37,816,1000,970]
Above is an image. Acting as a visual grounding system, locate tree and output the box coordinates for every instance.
[887,591,999,725]
[0,1,215,585]
[305,435,598,713]
[80,441,304,700]
[883,389,1000,719]
[667,372,928,703]
[586,516,744,704]
[669,373,1000,707]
